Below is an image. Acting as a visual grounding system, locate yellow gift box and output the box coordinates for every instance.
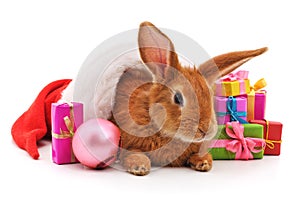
[214,70,251,97]
[214,79,250,97]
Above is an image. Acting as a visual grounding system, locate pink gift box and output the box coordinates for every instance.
[247,90,266,121]
[214,96,247,125]
[51,102,83,164]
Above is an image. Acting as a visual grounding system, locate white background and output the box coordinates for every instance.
[0,0,298,196]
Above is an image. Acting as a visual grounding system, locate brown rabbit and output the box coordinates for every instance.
[112,21,267,176]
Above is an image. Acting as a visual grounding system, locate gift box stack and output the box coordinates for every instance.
[210,70,283,160]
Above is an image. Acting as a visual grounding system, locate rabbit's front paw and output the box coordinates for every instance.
[188,153,212,172]
[123,153,151,176]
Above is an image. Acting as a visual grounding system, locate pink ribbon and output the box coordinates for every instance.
[221,70,249,82]
[212,122,265,160]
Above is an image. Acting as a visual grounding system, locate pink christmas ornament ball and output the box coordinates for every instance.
[72,118,120,169]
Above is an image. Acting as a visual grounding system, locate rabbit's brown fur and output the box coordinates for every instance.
[111,21,267,175]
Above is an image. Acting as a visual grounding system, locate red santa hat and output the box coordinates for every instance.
[10,53,139,160]
[11,79,72,159]
[10,52,139,160]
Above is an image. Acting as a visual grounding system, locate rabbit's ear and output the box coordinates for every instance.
[198,47,268,86]
[138,21,180,80]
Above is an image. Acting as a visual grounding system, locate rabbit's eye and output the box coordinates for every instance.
[174,92,184,106]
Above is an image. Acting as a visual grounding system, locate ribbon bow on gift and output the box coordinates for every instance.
[212,122,266,160]
[221,70,249,82]
[52,103,75,139]
[225,122,265,160]
[249,78,267,94]
[226,96,248,124]
[216,96,248,124]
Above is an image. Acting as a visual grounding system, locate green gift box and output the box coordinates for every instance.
[209,122,265,160]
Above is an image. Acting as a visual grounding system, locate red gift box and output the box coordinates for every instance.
[249,120,282,155]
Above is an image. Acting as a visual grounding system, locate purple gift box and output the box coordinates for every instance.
[214,96,247,125]
[51,102,83,164]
